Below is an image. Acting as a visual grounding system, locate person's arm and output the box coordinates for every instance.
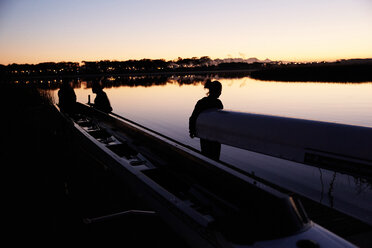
[219,100,223,110]
[189,100,202,138]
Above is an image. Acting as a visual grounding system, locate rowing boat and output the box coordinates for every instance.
[196,110,372,177]
[55,103,356,248]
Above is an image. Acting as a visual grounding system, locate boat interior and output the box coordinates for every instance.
[63,104,311,244]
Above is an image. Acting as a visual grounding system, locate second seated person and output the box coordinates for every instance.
[91,80,113,113]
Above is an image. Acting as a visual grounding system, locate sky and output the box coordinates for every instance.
[0,0,372,65]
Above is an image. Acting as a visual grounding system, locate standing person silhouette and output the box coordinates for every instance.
[91,80,113,113]
[189,80,223,160]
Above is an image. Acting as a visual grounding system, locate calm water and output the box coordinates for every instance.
[51,75,372,225]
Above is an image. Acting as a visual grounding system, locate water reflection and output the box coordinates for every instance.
[10,71,254,89]
[317,169,369,209]
[327,171,337,208]
[316,168,372,224]
[318,168,324,204]
[353,176,372,195]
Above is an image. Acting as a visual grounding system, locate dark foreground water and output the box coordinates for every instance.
[47,74,372,225]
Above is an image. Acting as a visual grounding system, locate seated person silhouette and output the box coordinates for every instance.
[58,79,77,113]
[90,81,113,113]
[189,80,223,160]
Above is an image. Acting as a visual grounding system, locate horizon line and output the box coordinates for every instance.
[2,57,372,66]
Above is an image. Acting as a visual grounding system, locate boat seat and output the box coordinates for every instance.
[106,143,139,159]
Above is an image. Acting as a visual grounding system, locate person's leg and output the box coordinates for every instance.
[200,139,221,160]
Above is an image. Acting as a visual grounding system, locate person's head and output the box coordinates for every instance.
[92,81,103,94]
[204,80,222,98]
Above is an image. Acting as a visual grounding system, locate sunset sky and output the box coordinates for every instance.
[0,0,371,65]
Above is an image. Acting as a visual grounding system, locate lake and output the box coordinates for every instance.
[49,74,372,225]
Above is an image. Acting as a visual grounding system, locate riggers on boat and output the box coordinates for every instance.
[55,103,356,248]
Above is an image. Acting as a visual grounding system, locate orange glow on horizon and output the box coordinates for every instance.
[1,53,372,65]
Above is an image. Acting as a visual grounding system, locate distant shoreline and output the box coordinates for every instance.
[2,61,372,83]
[1,69,256,81]
[251,63,372,83]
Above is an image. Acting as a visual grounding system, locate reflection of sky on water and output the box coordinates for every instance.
[52,76,372,224]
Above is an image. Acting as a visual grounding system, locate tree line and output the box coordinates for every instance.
[250,59,372,82]
[1,56,265,79]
